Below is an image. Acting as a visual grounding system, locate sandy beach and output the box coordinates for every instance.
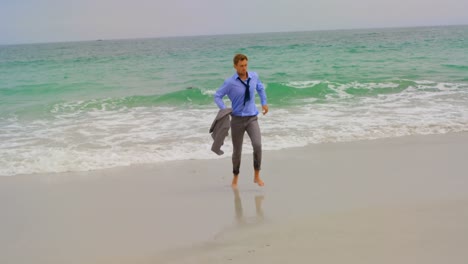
[1,132,468,264]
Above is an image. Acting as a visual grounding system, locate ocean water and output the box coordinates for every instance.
[1,25,467,176]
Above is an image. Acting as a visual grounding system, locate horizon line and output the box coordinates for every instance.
[1,23,467,46]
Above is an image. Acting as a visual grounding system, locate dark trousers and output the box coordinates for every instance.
[230,115,262,175]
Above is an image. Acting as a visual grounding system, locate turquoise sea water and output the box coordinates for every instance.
[1,25,468,176]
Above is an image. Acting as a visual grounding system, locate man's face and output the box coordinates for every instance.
[234,59,248,75]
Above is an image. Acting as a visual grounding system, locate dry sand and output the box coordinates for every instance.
[1,132,467,264]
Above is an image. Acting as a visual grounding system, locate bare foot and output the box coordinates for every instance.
[254,178,265,187]
[254,170,265,187]
[231,175,239,189]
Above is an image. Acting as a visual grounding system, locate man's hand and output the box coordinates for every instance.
[262,105,269,115]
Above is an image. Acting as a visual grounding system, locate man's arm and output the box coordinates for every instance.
[255,74,268,115]
[214,81,229,109]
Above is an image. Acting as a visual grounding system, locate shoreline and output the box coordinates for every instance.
[4,131,467,179]
[1,132,468,264]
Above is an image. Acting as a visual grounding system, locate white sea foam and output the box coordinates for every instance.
[286,80,322,88]
[1,80,467,176]
[201,89,216,96]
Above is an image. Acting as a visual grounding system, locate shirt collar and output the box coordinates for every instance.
[234,72,250,80]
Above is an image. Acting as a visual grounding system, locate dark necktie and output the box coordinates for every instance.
[237,77,251,105]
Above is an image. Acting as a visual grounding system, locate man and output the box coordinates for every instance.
[214,54,268,188]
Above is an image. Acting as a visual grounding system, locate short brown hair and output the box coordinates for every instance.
[233,54,248,65]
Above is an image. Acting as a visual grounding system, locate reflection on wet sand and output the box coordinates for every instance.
[232,188,264,226]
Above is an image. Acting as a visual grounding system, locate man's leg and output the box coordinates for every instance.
[231,116,245,188]
[246,116,264,186]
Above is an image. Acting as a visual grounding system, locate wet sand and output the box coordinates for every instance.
[1,133,467,264]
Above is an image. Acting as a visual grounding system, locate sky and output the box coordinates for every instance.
[1,0,468,44]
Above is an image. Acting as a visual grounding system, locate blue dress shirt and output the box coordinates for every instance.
[214,71,267,116]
